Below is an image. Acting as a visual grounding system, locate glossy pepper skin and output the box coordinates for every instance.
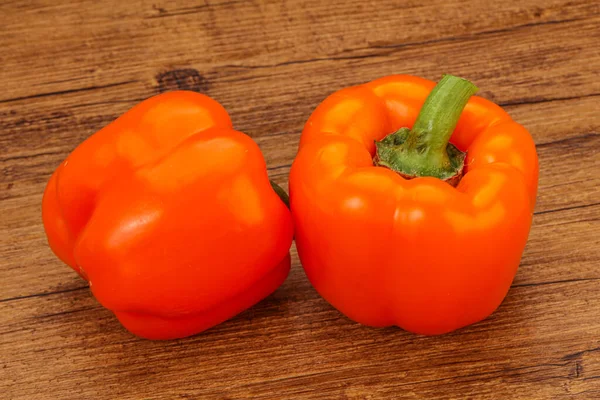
[42,91,294,340]
[289,75,538,335]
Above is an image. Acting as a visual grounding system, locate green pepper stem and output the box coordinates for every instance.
[374,74,478,185]
[408,75,479,153]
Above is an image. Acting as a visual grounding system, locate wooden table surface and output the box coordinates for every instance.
[1,1,599,399]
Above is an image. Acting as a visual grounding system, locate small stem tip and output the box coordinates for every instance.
[270,180,290,208]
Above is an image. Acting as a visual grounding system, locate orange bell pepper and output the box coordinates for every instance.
[290,75,538,335]
[42,92,294,340]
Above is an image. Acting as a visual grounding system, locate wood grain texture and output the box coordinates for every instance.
[1,0,599,399]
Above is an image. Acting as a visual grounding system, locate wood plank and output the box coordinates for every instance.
[1,272,599,399]
[2,0,597,101]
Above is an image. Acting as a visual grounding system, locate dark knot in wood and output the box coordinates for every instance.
[155,69,209,94]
